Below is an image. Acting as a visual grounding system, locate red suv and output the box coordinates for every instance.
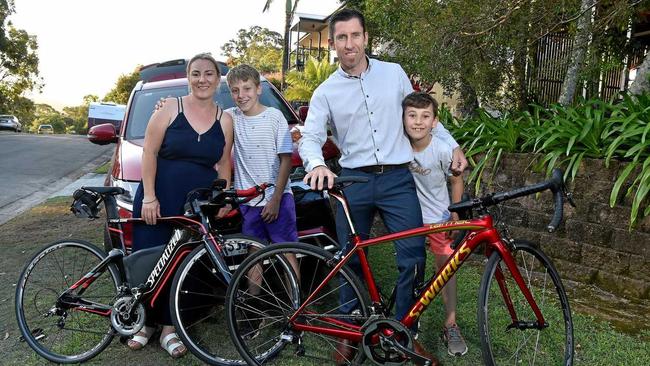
[88,60,340,252]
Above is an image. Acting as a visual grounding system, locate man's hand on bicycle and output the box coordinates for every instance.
[142,197,161,225]
[303,165,337,190]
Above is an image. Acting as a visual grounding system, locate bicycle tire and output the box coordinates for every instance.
[15,240,119,364]
[478,240,574,365]
[226,243,371,365]
[170,235,266,366]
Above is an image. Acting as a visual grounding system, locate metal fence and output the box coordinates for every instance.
[527,32,647,106]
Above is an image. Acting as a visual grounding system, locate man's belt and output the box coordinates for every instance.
[353,163,410,174]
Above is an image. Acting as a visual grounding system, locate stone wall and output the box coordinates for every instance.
[476,153,650,300]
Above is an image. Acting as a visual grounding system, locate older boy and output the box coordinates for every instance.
[226,64,298,247]
[403,92,467,356]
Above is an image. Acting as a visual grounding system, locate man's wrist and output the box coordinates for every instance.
[306,160,326,172]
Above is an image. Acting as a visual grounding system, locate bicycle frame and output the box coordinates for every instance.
[62,214,230,316]
[287,190,548,342]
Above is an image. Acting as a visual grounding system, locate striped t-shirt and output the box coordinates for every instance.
[228,106,293,206]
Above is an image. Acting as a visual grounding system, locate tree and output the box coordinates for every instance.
[262,0,300,87]
[104,68,139,105]
[0,0,41,114]
[361,0,645,112]
[558,0,595,105]
[221,26,283,74]
[62,94,100,134]
[11,95,34,125]
[284,56,336,101]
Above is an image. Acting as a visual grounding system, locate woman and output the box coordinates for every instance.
[127,53,233,358]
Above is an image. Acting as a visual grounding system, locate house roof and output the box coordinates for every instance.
[290,12,329,33]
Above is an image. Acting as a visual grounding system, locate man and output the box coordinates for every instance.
[299,8,467,365]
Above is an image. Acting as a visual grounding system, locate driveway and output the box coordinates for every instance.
[0,132,113,224]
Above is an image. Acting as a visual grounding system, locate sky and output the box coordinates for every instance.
[11,0,341,110]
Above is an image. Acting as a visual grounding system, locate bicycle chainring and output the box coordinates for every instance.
[110,295,145,336]
[361,318,414,366]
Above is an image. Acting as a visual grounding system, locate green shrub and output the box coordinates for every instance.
[447,94,650,228]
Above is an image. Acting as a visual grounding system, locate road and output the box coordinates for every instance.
[0,132,113,225]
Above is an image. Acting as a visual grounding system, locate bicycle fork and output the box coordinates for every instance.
[493,243,548,330]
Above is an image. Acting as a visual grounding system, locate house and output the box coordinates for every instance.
[289,12,334,71]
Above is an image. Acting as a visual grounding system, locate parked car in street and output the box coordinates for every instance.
[37,124,54,134]
[0,115,22,132]
[88,59,340,253]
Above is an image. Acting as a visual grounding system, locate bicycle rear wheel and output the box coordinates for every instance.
[170,235,266,365]
[226,243,370,365]
[478,240,574,365]
[15,240,119,363]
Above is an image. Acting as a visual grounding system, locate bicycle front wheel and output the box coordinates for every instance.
[478,240,574,365]
[226,243,371,365]
[15,240,119,364]
[170,235,266,366]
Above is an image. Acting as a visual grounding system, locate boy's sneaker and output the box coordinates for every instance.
[442,324,468,356]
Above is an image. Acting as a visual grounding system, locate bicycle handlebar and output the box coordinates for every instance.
[182,183,274,219]
[305,176,370,191]
[448,168,573,233]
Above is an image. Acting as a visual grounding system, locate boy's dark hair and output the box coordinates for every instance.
[226,64,261,87]
[329,8,366,39]
[402,92,439,117]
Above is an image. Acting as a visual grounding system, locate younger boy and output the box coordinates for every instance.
[403,92,468,357]
[226,64,299,286]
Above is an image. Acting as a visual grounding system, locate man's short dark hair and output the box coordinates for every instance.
[402,92,439,117]
[329,8,366,39]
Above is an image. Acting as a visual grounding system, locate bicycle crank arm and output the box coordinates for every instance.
[506,320,548,331]
[379,334,433,366]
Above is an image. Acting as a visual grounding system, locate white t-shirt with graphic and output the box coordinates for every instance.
[409,133,454,224]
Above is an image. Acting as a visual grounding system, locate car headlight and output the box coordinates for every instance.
[111,178,139,211]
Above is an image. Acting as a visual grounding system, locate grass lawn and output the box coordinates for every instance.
[2,198,648,365]
[93,161,111,174]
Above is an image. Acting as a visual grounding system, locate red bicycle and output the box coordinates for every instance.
[225,169,575,365]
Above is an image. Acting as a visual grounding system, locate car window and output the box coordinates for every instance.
[125,81,298,140]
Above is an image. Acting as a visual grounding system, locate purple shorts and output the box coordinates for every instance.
[240,192,298,243]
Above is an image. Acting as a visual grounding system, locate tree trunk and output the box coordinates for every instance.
[280,0,298,90]
[282,12,290,90]
[513,41,529,110]
[458,78,479,118]
[558,0,594,106]
[629,52,650,95]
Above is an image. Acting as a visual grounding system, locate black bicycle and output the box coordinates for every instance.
[15,179,274,365]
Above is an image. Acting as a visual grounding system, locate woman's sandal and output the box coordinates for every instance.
[127,325,156,350]
[160,332,187,358]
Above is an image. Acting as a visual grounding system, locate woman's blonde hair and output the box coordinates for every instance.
[187,53,221,77]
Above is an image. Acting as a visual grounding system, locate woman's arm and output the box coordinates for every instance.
[140,98,174,224]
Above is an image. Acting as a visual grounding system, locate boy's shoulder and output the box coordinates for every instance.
[431,132,454,152]
[419,134,453,162]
